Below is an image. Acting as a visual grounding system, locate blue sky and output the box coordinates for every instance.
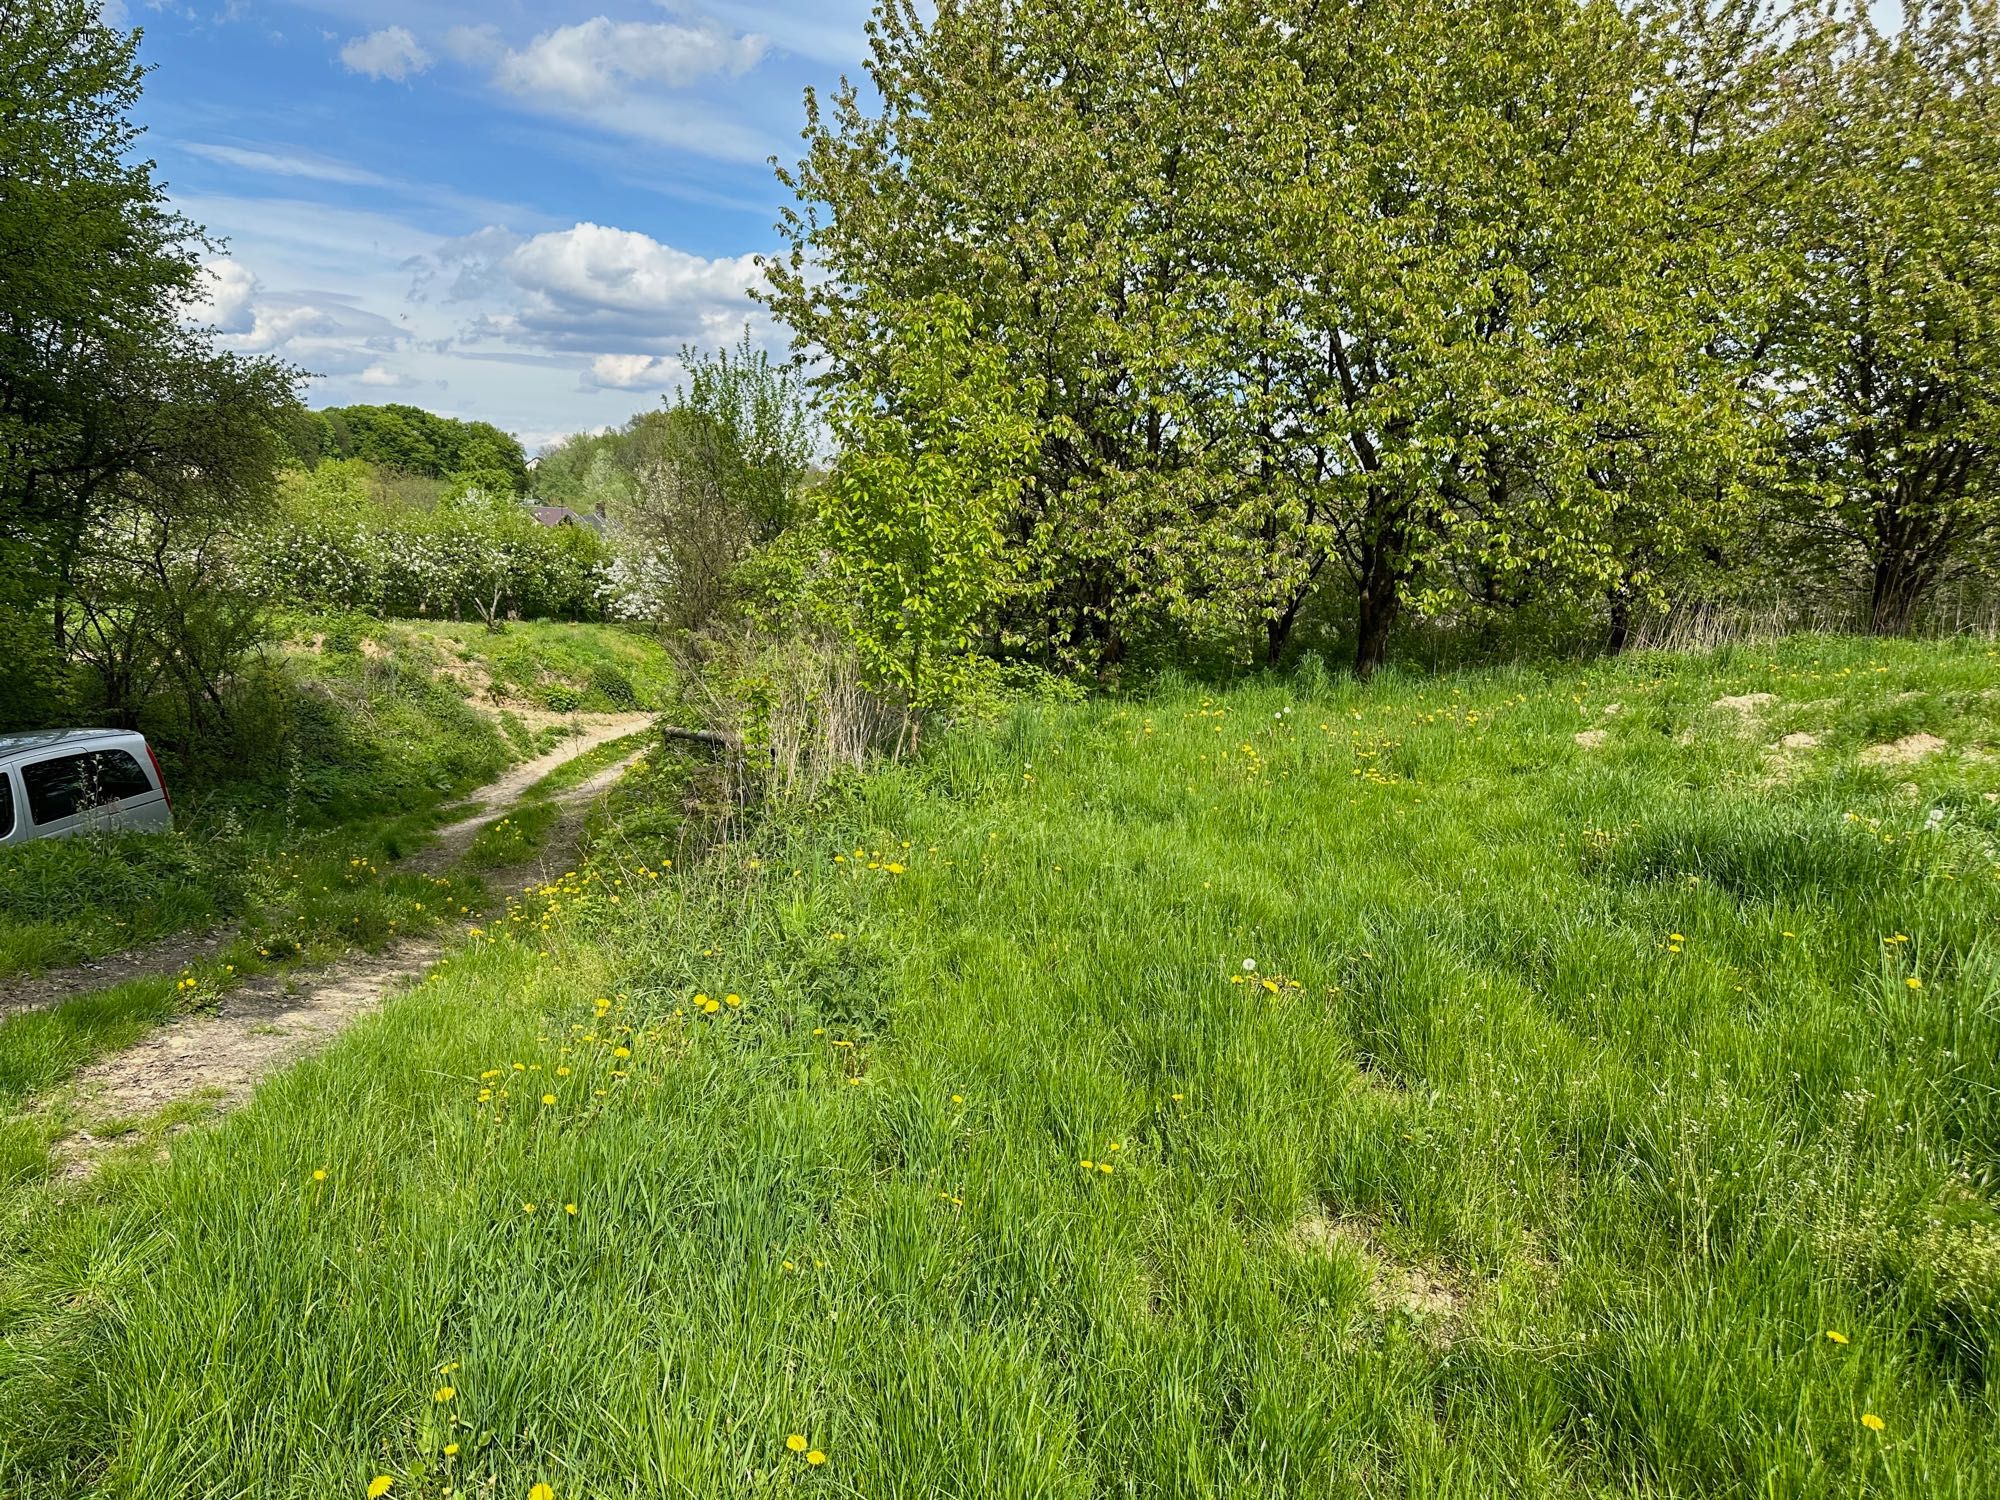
[116,0,874,450]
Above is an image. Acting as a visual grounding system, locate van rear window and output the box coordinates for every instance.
[0,772,13,839]
[22,749,153,826]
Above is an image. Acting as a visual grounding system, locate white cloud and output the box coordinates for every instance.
[496,18,765,99]
[435,222,765,355]
[486,18,772,159]
[340,26,432,82]
[191,260,259,334]
[357,362,425,389]
[192,256,408,375]
[185,143,392,188]
[582,353,681,391]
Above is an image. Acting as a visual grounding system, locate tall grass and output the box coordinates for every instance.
[0,635,1995,1497]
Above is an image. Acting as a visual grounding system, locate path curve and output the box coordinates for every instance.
[46,742,649,1178]
[0,713,653,1018]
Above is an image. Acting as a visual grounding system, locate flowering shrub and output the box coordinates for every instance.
[246,463,622,622]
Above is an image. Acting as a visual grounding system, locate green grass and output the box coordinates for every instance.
[462,802,562,870]
[1,635,1997,1496]
[0,620,669,982]
[313,616,680,715]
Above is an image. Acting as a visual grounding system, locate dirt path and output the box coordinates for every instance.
[45,742,649,1179]
[0,714,652,1019]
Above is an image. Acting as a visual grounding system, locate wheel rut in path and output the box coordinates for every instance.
[0,713,652,1019]
[34,742,649,1180]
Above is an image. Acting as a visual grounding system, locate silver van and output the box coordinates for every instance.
[0,730,175,846]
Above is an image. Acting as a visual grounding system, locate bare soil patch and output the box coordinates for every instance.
[0,923,236,1019]
[1289,1209,1464,1324]
[1860,733,1948,768]
[1713,693,1777,715]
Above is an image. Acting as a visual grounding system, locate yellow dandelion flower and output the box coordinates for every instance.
[1825,1330,1849,1345]
[1906,976,1923,990]
[1080,1159,1094,1170]
[725,993,743,1007]
[786,1434,808,1453]
[529,1486,555,1500]
[1861,1413,1885,1432]
[522,1202,536,1214]
[367,1480,394,1498]
[702,998,721,1014]
[807,1450,827,1466]
[444,1444,459,1457]
[613,1046,631,1058]
[312,1169,328,1182]
[1099,1162,1114,1174]
[434,1386,456,1402]
[951,1094,964,1104]
[541,1093,556,1106]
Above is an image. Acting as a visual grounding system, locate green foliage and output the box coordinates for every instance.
[0,0,301,733]
[820,300,1041,711]
[287,405,529,493]
[539,331,819,630]
[1769,1,2000,634]
[250,462,613,623]
[768,0,1770,679]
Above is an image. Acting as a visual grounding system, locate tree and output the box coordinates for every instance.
[766,0,1766,679]
[1772,1,2000,634]
[601,333,819,630]
[820,299,1040,713]
[0,0,300,727]
[300,405,530,493]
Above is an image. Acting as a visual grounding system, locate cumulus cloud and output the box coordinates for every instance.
[340,26,432,82]
[496,18,765,99]
[581,353,681,391]
[191,259,409,376]
[432,222,764,355]
[190,260,259,334]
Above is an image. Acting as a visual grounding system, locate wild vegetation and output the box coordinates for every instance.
[2,1,1999,1496]
[766,0,2000,683]
[2,637,1996,1495]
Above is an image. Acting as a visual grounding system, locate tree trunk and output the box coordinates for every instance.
[1869,552,1922,636]
[1607,592,1633,655]
[1353,567,1399,682]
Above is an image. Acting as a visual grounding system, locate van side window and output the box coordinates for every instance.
[22,750,152,825]
[0,771,13,839]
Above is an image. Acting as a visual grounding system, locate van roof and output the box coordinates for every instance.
[0,728,143,756]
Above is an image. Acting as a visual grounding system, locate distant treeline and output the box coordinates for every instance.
[279,404,531,495]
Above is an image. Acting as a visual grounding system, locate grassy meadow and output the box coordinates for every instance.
[1,636,1997,1497]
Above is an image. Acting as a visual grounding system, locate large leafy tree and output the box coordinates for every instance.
[0,0,298,725]
[1772,0,2000,634]
[766,0,1770,678]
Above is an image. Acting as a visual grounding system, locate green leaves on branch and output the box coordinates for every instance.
[818,300,1040,710]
